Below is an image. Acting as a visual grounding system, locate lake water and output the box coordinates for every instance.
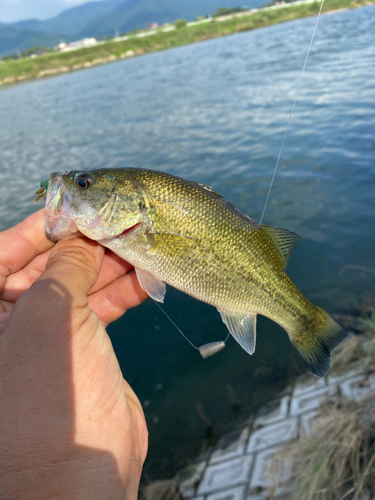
[1,5,375,482]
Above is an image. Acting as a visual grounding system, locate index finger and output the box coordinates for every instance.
[0,210,54,279]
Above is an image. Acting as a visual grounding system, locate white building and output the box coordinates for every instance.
[56,38,97,52]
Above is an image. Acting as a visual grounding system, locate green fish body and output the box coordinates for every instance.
[44,168,347,376]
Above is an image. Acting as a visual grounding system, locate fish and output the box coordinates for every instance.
[42,167,347,377]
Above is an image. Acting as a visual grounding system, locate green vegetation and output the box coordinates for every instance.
[359,309,375,331]
[3,46,52,61]
[174,18,187,28]
[213,6,248,16]
[1,0,374,87]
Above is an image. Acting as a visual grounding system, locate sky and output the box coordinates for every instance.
[0,0,103,23]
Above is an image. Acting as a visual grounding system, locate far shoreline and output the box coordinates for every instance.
[0,0,373,88]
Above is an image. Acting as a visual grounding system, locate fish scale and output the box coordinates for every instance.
[43,167,347,376]
[136,172,285,312]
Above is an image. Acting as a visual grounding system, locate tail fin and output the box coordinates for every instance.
[291,309,348,377]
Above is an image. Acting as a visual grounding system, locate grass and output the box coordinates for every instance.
[142,479,184,500]
[268,400,375,500]
[331,292,375,375]
[1,0,374,86]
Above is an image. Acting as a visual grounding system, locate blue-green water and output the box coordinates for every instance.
[1,6,375,480]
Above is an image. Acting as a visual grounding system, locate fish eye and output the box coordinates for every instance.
[74,172,93,191]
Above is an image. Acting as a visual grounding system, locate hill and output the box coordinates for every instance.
[1,0,266,58]
[0,23,66,58]
[13,0,128,37]
[77,0,266,38]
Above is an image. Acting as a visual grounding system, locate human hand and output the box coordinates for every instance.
[0,210,149,500]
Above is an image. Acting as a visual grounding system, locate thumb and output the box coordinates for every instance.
[42,236,105,305]
[14,237,105,336]
[2,237,105,355]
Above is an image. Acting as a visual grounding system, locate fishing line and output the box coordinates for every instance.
[259,0,326,225]
[153,299,199,350]
[152,299,230,358]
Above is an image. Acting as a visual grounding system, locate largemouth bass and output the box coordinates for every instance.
[42,167,347,377]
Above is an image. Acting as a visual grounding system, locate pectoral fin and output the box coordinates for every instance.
[135,268,166,303]
[146,233,196,257]
[218,310,257,355]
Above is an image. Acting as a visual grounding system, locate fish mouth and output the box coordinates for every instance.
[98,222,143,246]
[45,174,78,241]
[115,223,141,239]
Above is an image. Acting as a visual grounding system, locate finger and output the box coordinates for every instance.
[0,312,10,333]
[2,237,107,382]
[0,249,52,302]
[42,237,105,304]
[0,210,54,292]
[1,247,132,303]
[0,300,14,313]
[1,248,131,302]
[7,237,105,341]
[89,250,134,295]
[0,304,13,334]
[88,271,148,325]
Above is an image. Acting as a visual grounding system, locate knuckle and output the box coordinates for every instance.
[48,246,96,276]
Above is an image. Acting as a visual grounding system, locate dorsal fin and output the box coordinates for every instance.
[260,224,301,268]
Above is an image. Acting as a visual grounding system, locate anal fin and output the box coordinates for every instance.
[218,310,257,355]
[135,268,166,303]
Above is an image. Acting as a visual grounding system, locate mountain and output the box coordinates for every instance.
[78,0,265,38]
[0,22,66,58]
[13,0,128,37]
[1,0,266,58]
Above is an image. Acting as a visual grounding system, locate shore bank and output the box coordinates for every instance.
[144,309,375,500]
[0,0,373,87]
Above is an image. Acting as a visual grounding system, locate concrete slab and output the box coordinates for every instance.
[293,377,326,397]
[254,396,290,427]
[205,485,247,500]
[358,493,372,500]
[250,446,292,492]
[327,367,365,386]
[198,456,254,496]
[210,427,250,464]
[247,418,298,454]
[179,461,207,498]
[340,375,375,402]
[289,386,336,416]
[246,494,268,500]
